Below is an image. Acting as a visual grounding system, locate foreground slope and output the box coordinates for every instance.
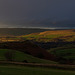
[0,49,57,64]
[0,65,75,75]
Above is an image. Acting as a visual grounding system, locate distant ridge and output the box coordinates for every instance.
[0,28,50,36]
[0,28,74,36]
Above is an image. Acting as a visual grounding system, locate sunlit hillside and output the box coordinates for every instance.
[22,29,75,42]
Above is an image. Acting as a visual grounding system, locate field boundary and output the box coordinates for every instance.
[0,61,75,71]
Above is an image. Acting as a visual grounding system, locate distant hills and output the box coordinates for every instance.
[0,28,50,36]
[0,19,75,28]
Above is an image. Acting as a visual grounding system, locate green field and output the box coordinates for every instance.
[0,65,75,75]
[0,49,57,64]
[50,48,75,64]
[50,48,75,59]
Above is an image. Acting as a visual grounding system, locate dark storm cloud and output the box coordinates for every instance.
[0,0,75,28]
[0,0,48,19]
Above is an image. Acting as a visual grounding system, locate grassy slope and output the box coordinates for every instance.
[50,48,75,59]
[49,48,75,64]
[22,29,75,42]
[0,65,75,75]
[0,49,57,64]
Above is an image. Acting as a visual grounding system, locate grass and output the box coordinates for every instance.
[0,49,57,64]
[50,48,75,64]
[0,65,75,75]
[0,29,75,42]
[50,48,75,58]
[22,34,62,41]
[21,29,75,42]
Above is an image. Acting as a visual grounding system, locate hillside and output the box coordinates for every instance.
[49,48,75,64]
[21,29,75,64]
[0,49,57,64]
[0,29,75,65]
[22,29,75,42]
[0,41,56,61]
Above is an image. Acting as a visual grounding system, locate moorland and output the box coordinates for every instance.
[0,28,75,75]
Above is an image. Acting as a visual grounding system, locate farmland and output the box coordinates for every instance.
[22,29,75,42]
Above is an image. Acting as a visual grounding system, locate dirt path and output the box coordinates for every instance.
[0,61,75,71]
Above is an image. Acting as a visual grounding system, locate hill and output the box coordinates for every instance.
[21,29,75,64]
[0,49,57,64]
[22,29,75,42]
[49,48,75,64]
[0,41,56,61]
[0,28,50,36]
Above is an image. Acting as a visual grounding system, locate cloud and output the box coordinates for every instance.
[0,0,75,28]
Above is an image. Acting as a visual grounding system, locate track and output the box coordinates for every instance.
[0,61,75,71]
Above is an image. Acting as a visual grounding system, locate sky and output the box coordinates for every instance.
[0,0,75,28]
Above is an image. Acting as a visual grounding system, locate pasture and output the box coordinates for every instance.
[0,65,75,75]
[0,49,57,64]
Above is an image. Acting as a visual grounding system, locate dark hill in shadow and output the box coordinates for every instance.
[0,40,56,61]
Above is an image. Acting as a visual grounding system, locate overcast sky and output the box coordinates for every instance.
[0,0,75,28]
